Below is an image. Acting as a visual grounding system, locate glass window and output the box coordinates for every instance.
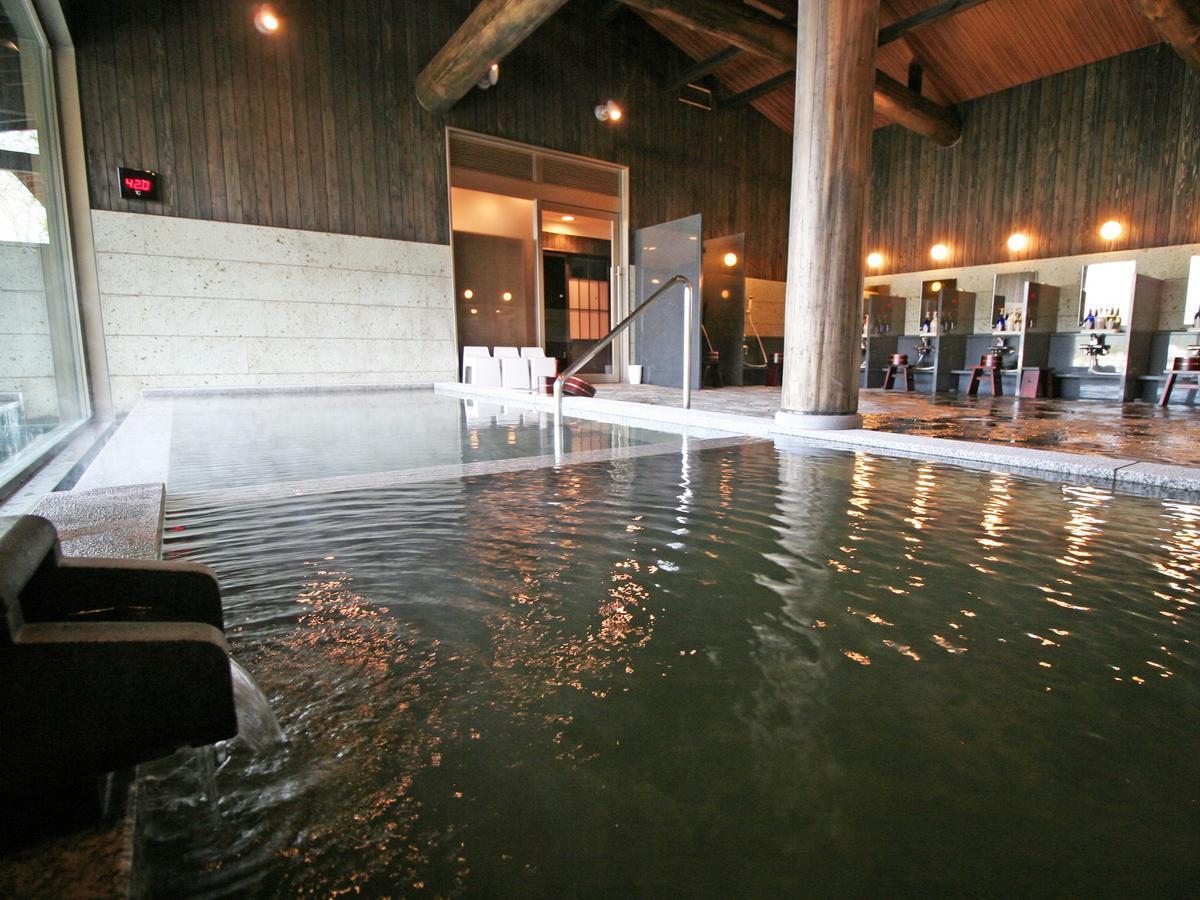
[1,0,89,490]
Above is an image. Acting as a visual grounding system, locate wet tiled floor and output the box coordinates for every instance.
[594,385,1199,466]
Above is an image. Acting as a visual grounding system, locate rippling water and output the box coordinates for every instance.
[144,442,1200,896]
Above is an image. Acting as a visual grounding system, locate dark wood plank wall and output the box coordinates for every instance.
[63,3,1200,281]
[867,44,1200,273]
[64,0,794,280]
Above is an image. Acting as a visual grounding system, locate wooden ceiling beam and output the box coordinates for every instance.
[1131,0,1200,73]
[877,0,993,46]
[667,46,743,90]
[720,70,795,107]
[416,0,569,114]
[621,0,962,146]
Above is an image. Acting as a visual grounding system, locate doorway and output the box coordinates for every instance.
[446,130,627,382]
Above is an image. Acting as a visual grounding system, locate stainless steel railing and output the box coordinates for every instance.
[552,274,695,429]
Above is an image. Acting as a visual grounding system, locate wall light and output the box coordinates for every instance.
[930,243,949,262]
[866,252,884,269]
[477,63,499,91]
[595,100,623,122]
[1006,232,1028,252]
[502,291,513,301]
[930,281,943,293]
[1099,220,1123,241]
[720,289,731,299]
[462,288,474,300]
[253,4,280,34]
[723,251,738,267]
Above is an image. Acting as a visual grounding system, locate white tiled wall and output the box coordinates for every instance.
[0,241,57,418]
[91,212,458,412]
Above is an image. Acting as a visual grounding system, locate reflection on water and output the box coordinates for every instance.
[145,443,1200,896]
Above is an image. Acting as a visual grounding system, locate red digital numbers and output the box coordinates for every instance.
[123,176,153,192]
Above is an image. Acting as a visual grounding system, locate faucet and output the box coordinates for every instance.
[1079,332,1110,373]
[912,336,935,369]
[991,335,1017,367]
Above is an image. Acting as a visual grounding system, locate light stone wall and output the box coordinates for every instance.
[865,243,1200,334]
[91,211,458,412]
[0,241,58,419]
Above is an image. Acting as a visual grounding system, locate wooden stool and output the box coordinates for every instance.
[1159,369,1200,407]
[883,364,914,391]
[967,365,1002,397]
[1018,367,1053,399]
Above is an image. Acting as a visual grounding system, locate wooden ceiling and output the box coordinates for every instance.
[632,0,1162,132]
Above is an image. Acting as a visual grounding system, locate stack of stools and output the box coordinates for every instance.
[883,354,914,392]
[967,354,1003,397]
[1159,356,1200,407]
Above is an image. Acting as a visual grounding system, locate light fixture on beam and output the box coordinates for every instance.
[477,63,499,91]
[253,4,281,34]
[930,243,949,262]
[595,100,623,122]
[1099,220,1123,241]
[866,252,884,269]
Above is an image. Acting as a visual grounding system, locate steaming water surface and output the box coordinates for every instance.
[141,431,1200,896]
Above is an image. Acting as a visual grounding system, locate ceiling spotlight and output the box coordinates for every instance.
[477,63,499,91]
[595,100,623,123]
[253,4,280,34]
[723,251,738,267]
[866,252,884,269]
[462,288,474,300]
[1007,232,1028,252]
[561,215,575,222]
[502,291,513,301]
[930,243,949,262]
[1099,220,1123,241]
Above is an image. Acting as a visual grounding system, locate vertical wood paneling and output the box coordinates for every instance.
[868,44,1200,273]
[65,0,794,279]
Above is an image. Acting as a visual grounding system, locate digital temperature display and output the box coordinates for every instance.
[118,166,159,200]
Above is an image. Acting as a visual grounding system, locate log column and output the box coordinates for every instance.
[775,0,880,432]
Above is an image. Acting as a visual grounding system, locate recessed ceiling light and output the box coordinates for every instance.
[502,291,513,301]
[1099,220,1123,241]
[1007,232,1028,252]
[866,252,884,268]
[561,215,575,222]
[463,288,473,299]
[723,252,738,267]
[930,243,949,262]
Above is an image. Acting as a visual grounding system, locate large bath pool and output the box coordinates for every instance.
[137,395,1198,896]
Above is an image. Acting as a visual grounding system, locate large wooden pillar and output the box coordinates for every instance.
[775,0,880,431]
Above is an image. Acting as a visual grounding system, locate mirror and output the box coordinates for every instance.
[1079,260,1136,332]
[1186,255,1200,331]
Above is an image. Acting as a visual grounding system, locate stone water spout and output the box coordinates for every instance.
[0,515,240,837]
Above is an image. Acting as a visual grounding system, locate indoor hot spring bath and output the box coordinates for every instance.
[138,439,1198,897]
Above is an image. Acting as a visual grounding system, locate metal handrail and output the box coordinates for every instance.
[552,273,695,428]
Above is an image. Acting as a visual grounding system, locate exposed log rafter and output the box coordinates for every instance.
[877,0,992,46]
[667,46,742,91]
[415,0,569,114]
[1131,0,1200,73]
[720,70,794,108]
[620,0,962,146]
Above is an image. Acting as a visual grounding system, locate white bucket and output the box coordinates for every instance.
[628,364,644,385]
